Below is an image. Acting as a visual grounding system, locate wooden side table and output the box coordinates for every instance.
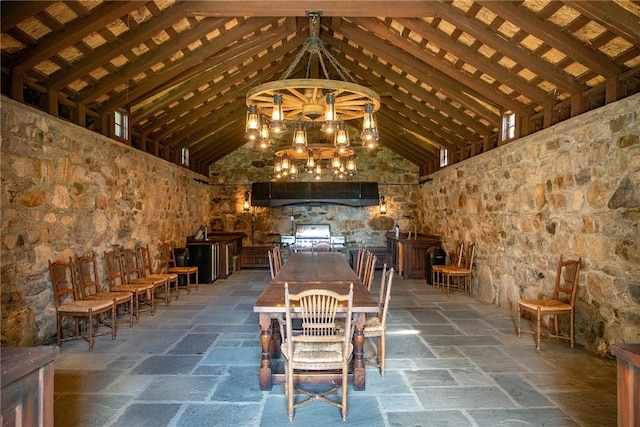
[611,343,640,427]
[1,346,59,426]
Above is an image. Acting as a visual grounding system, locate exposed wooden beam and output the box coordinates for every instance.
[477,1,622,78]
[563,1,640,49]
[75,17,235,106]
[344,17,529,116]
[323,35,495,138]
[396,18,555,106]
[13,2,147,72]
[47,2,197,91]
[133,30,300,132]
[1,1,51,32]
[186,1,439,17]
[431,3,585,94]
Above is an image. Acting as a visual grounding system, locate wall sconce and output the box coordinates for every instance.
[379,196,387,214]
[243,191,251,212]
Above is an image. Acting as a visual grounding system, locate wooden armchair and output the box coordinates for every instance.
[48,258,116,351]
[75,251,134,328]
[104,250,155,320]
[517,256,581,350]
[281,283,354,421]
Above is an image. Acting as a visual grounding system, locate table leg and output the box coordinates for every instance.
[259,313,273,391]
[352,313,366,391]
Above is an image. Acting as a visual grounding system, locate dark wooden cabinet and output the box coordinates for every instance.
[386,233,441,280]
[1,346,58,427]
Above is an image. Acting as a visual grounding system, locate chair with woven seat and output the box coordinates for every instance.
[432,241,464,291]
[364,264,394,376]
[138,244,179,301]
[75,251,134,328]
[48,258,116,351]
[443,243,476,296]
[122,247,169,307]
[282,283,354,422]
[517,255,581,350]
[163,243,198,295]
[104,250,155,320]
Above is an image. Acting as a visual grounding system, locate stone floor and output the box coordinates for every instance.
[53,269,618,427]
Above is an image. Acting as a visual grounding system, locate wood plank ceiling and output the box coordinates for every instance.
[2,1,639,177]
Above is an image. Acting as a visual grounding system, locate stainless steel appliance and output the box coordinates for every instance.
[286,224,345,252]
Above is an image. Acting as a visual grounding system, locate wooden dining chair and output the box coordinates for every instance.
[443,243,476,296]
[163,243,198,295]
[281,283,354,421]
[104,250,155,320]
[48,258,116,351]
[272,245,283,271]
[362,253,378,292]
[432,241,464,291]
[122,247,169,307]
[138,244,179,301]
[517,256,581,350]
[268,248,277,279]
[364,265,394,376]
[75,251,134,328]
[354,246,367,278]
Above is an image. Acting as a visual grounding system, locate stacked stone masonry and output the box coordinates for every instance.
[2,93,639,354]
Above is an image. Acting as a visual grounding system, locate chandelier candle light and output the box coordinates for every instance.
[245,11,381,180]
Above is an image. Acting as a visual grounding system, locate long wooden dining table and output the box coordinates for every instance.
[253,252,379,391]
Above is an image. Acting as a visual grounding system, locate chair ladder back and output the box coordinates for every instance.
[137,245,154,276]
[122,248,144,281]
[285,284,354,344]
[268,249,276,279]
[354,246,366,278]
[454,242,465,267]
[104,250,127,287]
[553,255,581,306]
[75,252,101,298]
[464,243,476,270]
[379,267,395,328]
[363,254,377,292]
[49,258,80,307]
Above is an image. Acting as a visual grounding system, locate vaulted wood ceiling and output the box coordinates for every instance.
[2,1,639,177]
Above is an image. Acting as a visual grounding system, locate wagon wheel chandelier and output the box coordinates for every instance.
[244,11,381,180]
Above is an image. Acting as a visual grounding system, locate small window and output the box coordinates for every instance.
[181,147,190,166]
[114,109,129,140]
[502,111,516,141]
[439,147,448,167]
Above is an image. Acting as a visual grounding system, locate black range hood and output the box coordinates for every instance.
[251,182,379,207]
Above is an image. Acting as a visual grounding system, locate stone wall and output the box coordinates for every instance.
[419,94,640,354]
[1,97,213,346]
